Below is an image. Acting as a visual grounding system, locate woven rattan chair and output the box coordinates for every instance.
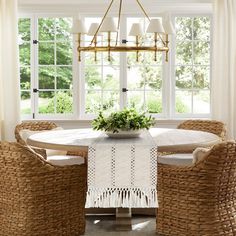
[157,141,236,236]
[177,119,226,140]
[0,142,87,236]
[15,121,58,145]
[15,121,88,159]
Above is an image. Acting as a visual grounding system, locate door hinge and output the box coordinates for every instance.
[33,88,39,93]
[32,113,35,119]
[122,88,128,92]
[33,40,38,44]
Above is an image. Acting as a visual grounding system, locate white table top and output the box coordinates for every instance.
[27,128,222,152]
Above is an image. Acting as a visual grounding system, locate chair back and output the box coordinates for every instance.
[177,119,226,140]
[15,121,58,145]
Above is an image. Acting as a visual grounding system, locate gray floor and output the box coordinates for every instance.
[85,215,157,235]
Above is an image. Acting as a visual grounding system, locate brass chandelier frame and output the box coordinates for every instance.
[77,0,169,62]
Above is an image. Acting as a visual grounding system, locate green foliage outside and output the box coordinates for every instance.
[92,108,155,133]
[39,91,73,114]
[19,17,73,114]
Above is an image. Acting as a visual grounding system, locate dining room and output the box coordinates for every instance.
[0,0,236,235]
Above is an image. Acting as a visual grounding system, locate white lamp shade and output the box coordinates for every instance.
[163,20,175,35]
[146,19,165,34]
[100,17,117,32]
[70,20,87,34]
[129,23,143,36]
[87,23,102,36]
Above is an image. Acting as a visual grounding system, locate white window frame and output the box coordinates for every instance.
[170,13,212,119]
[18,10,212,121]
[19,13,78,120]
[79,13,167,120]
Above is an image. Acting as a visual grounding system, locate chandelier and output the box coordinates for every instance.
[71,0,175,62]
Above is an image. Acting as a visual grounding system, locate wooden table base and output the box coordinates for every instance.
[115,208,132,231]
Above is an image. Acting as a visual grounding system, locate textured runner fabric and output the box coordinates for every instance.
[86,130,158,208]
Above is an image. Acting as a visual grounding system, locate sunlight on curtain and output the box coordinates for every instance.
[0,0,20,141]
[212,0,236,138]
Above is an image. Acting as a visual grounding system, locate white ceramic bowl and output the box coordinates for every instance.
[105,129,143,138]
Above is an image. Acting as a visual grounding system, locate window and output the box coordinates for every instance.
[174,16,211,116]
[18,14,211,120]
[19,18,31,115]
[83,18,120,116]
[82,16,164,119]
[18,16,73,119]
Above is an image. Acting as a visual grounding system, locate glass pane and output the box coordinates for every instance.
[85,66,102,90]
[85,90,102,114]
[38,42,54,65]
[193,41,210,65]
[19,43,30,66]
[175,17,192,41]
[103,53,120,66]
[175,66,192,89]
[144,52,162,65]
[193,17,210,41]
[21,91,31,114]
[38,18,55,41]
[39,91,55,114]
[56,42,72,65]
[102,91,119,113]
[55,18,72,41]
[55,91,73,114]
[85,53,102,65]
[38,66,55,89]
[18,18,31,41]
[127,91,144,112]
[20,67,31,89]
[146,91,162,114]
[127,52,144,67]
[56,67,72,89]
[127,67,145,89]
[175,91,192,113]
[145,66,162,89]
[176,42,192,65]
[193,90,210,113]
[193,66,210,89]
[103,66,119,90]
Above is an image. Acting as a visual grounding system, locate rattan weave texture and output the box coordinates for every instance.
[177,119,226,140]
[15,121,58,145]
[0,142,87,236]
[157,141,236,236]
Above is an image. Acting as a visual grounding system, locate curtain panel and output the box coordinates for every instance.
[0,0,20,140]
[212,0,236,138]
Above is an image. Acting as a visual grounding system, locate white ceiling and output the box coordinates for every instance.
[19,0,212,5]
[18,0,212,14]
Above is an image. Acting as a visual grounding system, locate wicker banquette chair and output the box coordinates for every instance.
[157,141,236,236]
[177,119,226,140]
[0,142,87,236]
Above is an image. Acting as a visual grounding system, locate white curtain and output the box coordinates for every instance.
[0,0,20,141]
[212,0,236,138]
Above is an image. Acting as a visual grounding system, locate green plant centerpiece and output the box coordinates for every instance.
[92,108,155,138]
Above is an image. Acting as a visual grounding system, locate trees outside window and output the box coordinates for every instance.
[175,16,211,115]
[19,17,73,118]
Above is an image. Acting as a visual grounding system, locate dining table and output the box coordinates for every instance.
[27,127,221,230]
[27,127,221,153]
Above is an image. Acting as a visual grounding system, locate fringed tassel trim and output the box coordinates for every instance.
[86,187,157,208]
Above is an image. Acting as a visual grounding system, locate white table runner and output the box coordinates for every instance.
[86,130,158,208]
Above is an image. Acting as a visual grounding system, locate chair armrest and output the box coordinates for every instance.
[32,147,47,159]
